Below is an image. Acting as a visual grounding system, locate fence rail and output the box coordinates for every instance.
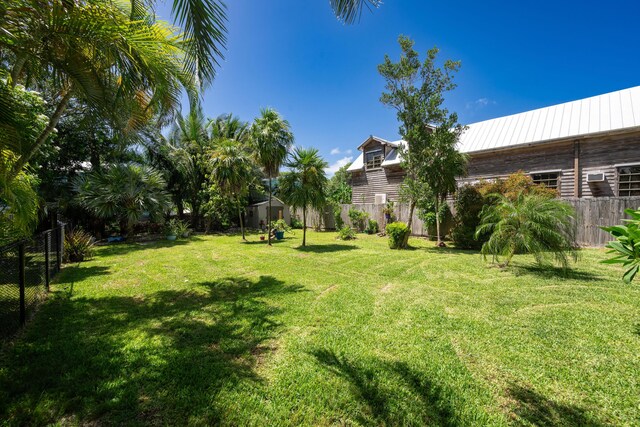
[293,197,640,247]
[0,225,64,338]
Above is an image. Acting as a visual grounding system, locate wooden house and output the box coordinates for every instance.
[347,86,640,203]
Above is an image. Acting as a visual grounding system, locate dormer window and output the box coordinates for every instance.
[365,149,383,170]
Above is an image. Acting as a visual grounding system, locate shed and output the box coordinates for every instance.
[245,197,291,229]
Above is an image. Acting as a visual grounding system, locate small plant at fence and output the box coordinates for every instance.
[337,226,356,240]
[348,208,369,232]
[601,208,640,283]
[64,228,95,263]
[382,201,396,223]
[164,219,190,239]
[174,219,191,237]
[386,222,410,249]
[330,202,344,229]
[366,219,379,234]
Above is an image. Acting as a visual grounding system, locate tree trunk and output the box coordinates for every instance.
[302,206,307,247]
[267,175,273,246]
[238,206,246,241]
[435,197,441,246]
[10,55,27,86]
[10,89,73,181]
[403,200,416,248]
[177,199,184,219]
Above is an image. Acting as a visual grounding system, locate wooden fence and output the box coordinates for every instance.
[292,196,640,247]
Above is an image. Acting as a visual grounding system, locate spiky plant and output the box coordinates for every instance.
[73,164,171,237]
[475,192,578,269]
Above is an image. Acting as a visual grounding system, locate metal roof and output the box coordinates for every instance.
[347,86,640,172]
[458,85,640,153]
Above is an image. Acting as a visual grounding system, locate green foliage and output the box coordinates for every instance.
[365,219,379,235]
[0,159,41,245]
[476,171,558,200]
[348,208,369,232]
[63,228,95,263]
[417,197,451,239]
[451,185,486,249]
[337,226,356,240]
[272,219,293,234]
[382,200,397,223]
[326,163,352,204]
[386,221,410,249]
[74,164,171,236]
[164,218,190,237]
[601,208,640,283]
[378,36,467,241]
[476,193,578,269]
[290,216,304,229]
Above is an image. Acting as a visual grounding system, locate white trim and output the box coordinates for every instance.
[614,162,640,168]
[529,169,562,174]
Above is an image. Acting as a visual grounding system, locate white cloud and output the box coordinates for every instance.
[325,156,353,176]
[466,97,496,111]
[330,148,352,156]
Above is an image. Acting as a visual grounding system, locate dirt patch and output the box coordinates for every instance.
[380,283,393,293]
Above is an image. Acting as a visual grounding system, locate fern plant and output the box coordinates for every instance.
[475,192,578,268]
[601,208,640,283]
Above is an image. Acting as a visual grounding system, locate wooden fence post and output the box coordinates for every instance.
[55,227,62,272]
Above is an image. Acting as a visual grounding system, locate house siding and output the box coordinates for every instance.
[349,131,640,203]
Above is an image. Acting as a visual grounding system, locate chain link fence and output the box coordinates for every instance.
[0,225,65,338]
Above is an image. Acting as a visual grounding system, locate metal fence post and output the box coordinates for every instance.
[44,232,50,291]
[56,226,62,273]
[18,242,26,326]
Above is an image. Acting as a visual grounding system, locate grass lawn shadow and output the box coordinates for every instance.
[55,265,111,286]
[294,244,359,253]
[310,348,458,426]
[0,275,304,425]
[95,237,201,258]
[512,264,604,282]
[506,383,605,426]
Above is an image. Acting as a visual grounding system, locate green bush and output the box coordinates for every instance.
[602,208,640,283]
[366,219,379,234]
[331,202,344,230]
[386,222,410,249]
[451,185,486,249]
[337,226,356,240]
[63,228,95,263]
[348,208,369,232]
[273,219,293,234]
[290,216,303,229]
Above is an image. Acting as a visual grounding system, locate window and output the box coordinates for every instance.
[618,165,640,197]
[365,149,383,170]
[531,172,559,189]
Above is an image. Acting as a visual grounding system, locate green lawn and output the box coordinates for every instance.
[1,232,639,426]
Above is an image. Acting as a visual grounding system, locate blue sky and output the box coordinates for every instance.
[157,0,640,173]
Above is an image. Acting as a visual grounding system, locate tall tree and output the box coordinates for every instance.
[279,148,328,247]
[208,138,257,241]
[251,108,294,246]
[378,36,467,246]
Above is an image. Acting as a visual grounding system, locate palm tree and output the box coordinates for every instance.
[208,114,250,143]
[475,192,578,269]
[208,139,257,240]
[73,164,171,237]
[251,108,294,246]
[279,147,328,247]
[1,0,196,183]
[165,107,212,228]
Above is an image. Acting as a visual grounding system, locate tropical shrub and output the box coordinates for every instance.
[601,208,640,283]
[74,164,171,236]
[174,219,191,237]
[164,219,181,237]
[475,193,578,268]
[366,219,379,234]
[63,228,95,263]
[417,199,451,241]
[382,200,397,223]
[476,171,558,200]
[386,222,410,249]
[291,216,304,229]
[337,226,356,240]
[348,208,369,232]
[273,219,293,233]
[451,185,486,249]
[330,201,345,230]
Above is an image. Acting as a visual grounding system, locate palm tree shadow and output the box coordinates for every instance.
[310,348,458,426]
[506,383,605,426]
[0,275,305,425]
[512,264,603,282]
[295,244,358,253]
[95,237,200,258]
